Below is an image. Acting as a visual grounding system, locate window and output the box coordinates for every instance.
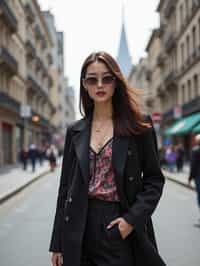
[182,84,185,103]
[186,35,190,60]
[199,18,200,47]
[180,4,184,26]
[181,43,185,66]
[187,79,191,100]
[192,26,196,53]
[194,74,198,97]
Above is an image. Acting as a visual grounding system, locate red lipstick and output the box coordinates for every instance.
[96,91,106,96]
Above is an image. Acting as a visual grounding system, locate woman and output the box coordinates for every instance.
[49,51,166,266]
[47,144,58,172]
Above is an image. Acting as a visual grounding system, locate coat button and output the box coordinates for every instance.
[68,197,72,203]
[65,216,70,222]
[128,150,132,156]
[128,176,134,181]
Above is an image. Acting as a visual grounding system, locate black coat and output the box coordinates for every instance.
[49,115,166,266]
[189,144,200,179]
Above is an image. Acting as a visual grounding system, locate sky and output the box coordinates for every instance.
[38,0,160,113]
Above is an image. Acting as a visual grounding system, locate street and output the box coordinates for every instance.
[0,168,199,266]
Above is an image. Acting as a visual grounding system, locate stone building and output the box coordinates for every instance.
[0,0,60,167]
[0,0,26,165]
[23,0,55,149]
[139,0,200,155]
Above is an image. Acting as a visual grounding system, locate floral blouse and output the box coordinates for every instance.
[88,138,119,201]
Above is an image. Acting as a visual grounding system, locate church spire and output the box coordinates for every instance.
[117,3,132,78]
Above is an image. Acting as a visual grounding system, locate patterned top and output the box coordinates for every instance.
[88,138,119,201]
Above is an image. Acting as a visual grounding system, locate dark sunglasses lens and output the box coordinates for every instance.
[102,76,114,84]
[85,77,97,86]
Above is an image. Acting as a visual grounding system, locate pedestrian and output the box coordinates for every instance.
[46,144,58,172]
[49,51,166,266]
[188,134,200,221]
[28,143,38,172]
[38,145,45,166]
[164,145,177,172]
[176,143,184,172]
[19,147,28,170]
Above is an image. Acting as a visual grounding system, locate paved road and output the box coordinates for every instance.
[153,178,200,266]
[0,168,199,266]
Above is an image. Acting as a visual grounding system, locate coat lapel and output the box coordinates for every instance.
[72,116,92,184]
[112,135,130,199]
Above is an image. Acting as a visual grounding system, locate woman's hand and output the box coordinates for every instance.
[107,217,134,239]
[51,252,63,266]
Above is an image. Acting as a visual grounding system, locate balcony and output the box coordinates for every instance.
[27,75,48,99]
[0,91,20,114]
[0,46,18,75]
[158,23,165,37]
[164,0,176,18]
[146,69,152,81]
[26,40,36,59]
[35,56,43,72]
[164,71,177,88]
[47,53,53,66]
[164,32,176,53]
[157,53,165,67]
[24,3,35,24]
[34,25,43,40]
[0,0,18,33]
[157,85,166,97]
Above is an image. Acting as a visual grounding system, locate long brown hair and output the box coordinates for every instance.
[79,51,151,136]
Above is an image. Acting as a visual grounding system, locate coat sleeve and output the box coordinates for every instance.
[189,149,197,180]
[49,125,73,252]
[123,124,165,232]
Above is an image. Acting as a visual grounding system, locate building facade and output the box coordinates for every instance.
[0,0,26,165]
[144,0,200,156]
[0,0,73,167]
[23,0,55,150]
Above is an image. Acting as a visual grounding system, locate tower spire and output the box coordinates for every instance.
[116,2,132,78]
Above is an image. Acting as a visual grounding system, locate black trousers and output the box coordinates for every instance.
[81,198,134,266]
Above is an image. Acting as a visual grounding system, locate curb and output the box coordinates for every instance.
[0,168,51,205]
[164,174,195,191]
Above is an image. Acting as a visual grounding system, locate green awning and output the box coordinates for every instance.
[164,112,200,135]
[193,123,200,133]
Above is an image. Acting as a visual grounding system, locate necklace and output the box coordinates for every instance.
[91,119,113,152]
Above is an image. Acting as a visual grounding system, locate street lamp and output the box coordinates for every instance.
[32,115,40,123]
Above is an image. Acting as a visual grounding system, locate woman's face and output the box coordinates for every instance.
[83,61,116,104]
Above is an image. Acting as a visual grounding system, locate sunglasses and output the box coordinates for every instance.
[83,75,115,86]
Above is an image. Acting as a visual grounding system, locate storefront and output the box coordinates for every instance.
[164,112,200,160]
[2,122,13,165]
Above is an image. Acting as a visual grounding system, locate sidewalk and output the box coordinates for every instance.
[162,164,195,191]
[0,159,61,204]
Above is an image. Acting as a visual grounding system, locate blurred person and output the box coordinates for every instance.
[188,134,200,220]
[159,146,167,168]
[28,143,38,172]
[38,145,46,166]
[175,143,185,172]
[164,145,177,172]
[19,147,28,170]
[46,144,58,171]
[49,51,166,266]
